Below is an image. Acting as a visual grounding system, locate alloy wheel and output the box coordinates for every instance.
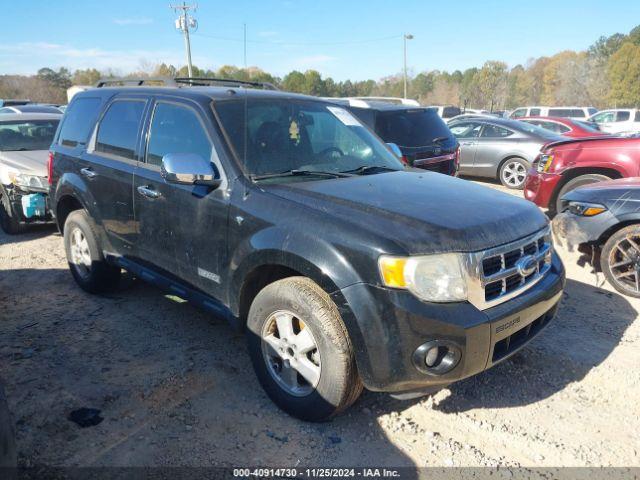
[608,234,640,294]
[69,227,92,279]
[502,161,527,188]
[261,310,321,397]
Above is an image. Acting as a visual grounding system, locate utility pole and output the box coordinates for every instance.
[403,34,414,99]
[171,2,198,77]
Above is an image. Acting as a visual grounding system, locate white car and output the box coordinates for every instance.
[429,105,462,120]
[510,106,598,120]
[0,113,61,233]
[588,109,640,135]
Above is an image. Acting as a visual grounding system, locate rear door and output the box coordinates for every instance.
[449,121,482,174]
[81,96,148,253]
[133,97,229,297]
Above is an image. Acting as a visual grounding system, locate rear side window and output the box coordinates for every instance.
[58,97,102,147]
[442,106,461,118]
[529,108,541,116]
[95,100,145,160]
[480,124,513,138]
[616,111,631,122]
[549,108,585,118]
[146,103,212,166]
[375,109,453,147]
[635,112,640,122]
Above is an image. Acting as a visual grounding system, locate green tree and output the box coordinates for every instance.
[608,42,640,106]
[72,68,101,85]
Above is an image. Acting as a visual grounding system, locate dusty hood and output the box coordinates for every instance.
[0,150,49,177]
[264,171,548,254]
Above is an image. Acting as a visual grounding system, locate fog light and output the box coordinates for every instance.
[413,340,461,376]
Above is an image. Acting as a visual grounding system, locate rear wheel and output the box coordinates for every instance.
[0,186,26,235]
[246,277,362,421]
[499,158,528,189]
[63,210,121,293]
[601,224,640,298]
[552,174,611,216]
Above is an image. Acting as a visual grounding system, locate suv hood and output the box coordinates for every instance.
[0,150,48,177]
[265,171,548,254]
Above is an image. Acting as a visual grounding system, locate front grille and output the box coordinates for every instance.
[492,307,556,362]
[474,227,552,308]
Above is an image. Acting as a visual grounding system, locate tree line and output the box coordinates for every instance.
[2,25,640,109]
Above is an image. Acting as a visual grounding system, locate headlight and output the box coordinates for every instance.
[378,253,467,302]
[568,201,607,216]
[537,154,554,173]
[8,172,48,190]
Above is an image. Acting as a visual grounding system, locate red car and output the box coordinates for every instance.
[524,136,640,215]
[519,116,605,138]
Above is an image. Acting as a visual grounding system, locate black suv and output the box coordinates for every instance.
[49,78,565,421]
[327,98,459,175]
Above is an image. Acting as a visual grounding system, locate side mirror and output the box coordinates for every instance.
[386,142,402,158]
[161,153,221,188]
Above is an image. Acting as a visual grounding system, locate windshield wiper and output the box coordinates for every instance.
[340,165,400,175]
[251,169,352,181]
[431,136,449,144]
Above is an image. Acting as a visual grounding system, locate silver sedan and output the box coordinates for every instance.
[448,118,562,189]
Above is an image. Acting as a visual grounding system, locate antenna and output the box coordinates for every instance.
[170,2,198,77]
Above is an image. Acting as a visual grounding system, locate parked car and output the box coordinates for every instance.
[49,78,564,421]
[588,109,640,136]
[448,117,562,189]
[524,137,640,216]
[0,99,31,107]
[553,177,640,297]
[329,97,459,176]
[510,106,598,120]
[446,113,495,124]
[429,105,462,120]
[0,113,61,233]
[0,104,64,115]
[0,381,16,470]
[519,116,605,138]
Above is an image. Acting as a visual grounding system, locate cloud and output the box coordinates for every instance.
[0,42,206,75]
[113,17,153,26]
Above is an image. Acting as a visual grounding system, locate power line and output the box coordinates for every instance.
[170,2,198,76]
[191,31,402,47]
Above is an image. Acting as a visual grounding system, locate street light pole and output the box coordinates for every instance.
[403,34,414,99]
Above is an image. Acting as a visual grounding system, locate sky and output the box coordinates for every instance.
[2,0,640,81]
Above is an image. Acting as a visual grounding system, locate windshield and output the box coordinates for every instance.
[213,98,403,179]
[0,119,60,151]
[375,109,454,148]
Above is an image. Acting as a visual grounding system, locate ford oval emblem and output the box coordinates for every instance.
[516,255,537,277]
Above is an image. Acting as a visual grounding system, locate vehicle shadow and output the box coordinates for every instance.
[0,225,57,247]
[431,277,635,413]
[0,268,418,473]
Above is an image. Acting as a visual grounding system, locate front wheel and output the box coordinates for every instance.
[499,158,528,189]
[246,277,363,421]
[601,224,640,298]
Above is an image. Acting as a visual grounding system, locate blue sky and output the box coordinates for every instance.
[2,0,640,80]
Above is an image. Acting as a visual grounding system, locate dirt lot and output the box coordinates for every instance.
[1,179,639,472]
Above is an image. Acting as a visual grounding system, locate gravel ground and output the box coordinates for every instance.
[0,178,639,472]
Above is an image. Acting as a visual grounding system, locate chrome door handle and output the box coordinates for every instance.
[460,141,475,146]
[80,167,97,179]
[137,185,162,199]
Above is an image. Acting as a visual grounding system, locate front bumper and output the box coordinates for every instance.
[335,252,565,393]
[5,185,52,224]
[524,170,562,209]
[552,210,618,250]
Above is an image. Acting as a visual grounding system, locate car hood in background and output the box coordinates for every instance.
[562,177,640,210]
[265,171,548,254]
[0,150,48,177]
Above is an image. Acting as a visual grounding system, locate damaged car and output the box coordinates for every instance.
[553,177,640,297]
[0,113,61,234]
[49,78,565,421]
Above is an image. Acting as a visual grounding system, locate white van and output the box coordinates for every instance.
[588,109,640,135]
[510,106,598,120]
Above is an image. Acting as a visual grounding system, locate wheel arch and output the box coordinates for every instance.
[496,155,529,180]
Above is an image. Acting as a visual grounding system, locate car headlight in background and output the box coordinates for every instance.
[379,253,467,302]
[568,201,607,217]
[537,154,554,173]
[8,172,48,191]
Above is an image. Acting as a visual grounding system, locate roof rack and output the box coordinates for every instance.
[322,96,420,108]
[95,78,176,88]
[174,77,279,90]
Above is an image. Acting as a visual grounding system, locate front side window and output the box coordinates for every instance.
[592,111,615,123]
[480,124,513,138]
[146,103,212,166]
[95,100,145,160]
[510,108,526,118]
[213,99,403,179]
[0,119,60,151]
[58,97,102,147]
[529,108,541,116]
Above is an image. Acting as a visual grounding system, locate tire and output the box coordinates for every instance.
[0,186,26,235]
[499,157,528,189]
[63,210,121,293]
[0,382,16,469]
[246,277,363,421]
[552,174,611,217]
[600,224,640,298]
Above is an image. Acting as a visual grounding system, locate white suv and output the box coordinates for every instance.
[589,109,640,135]
[510,106,598,120]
